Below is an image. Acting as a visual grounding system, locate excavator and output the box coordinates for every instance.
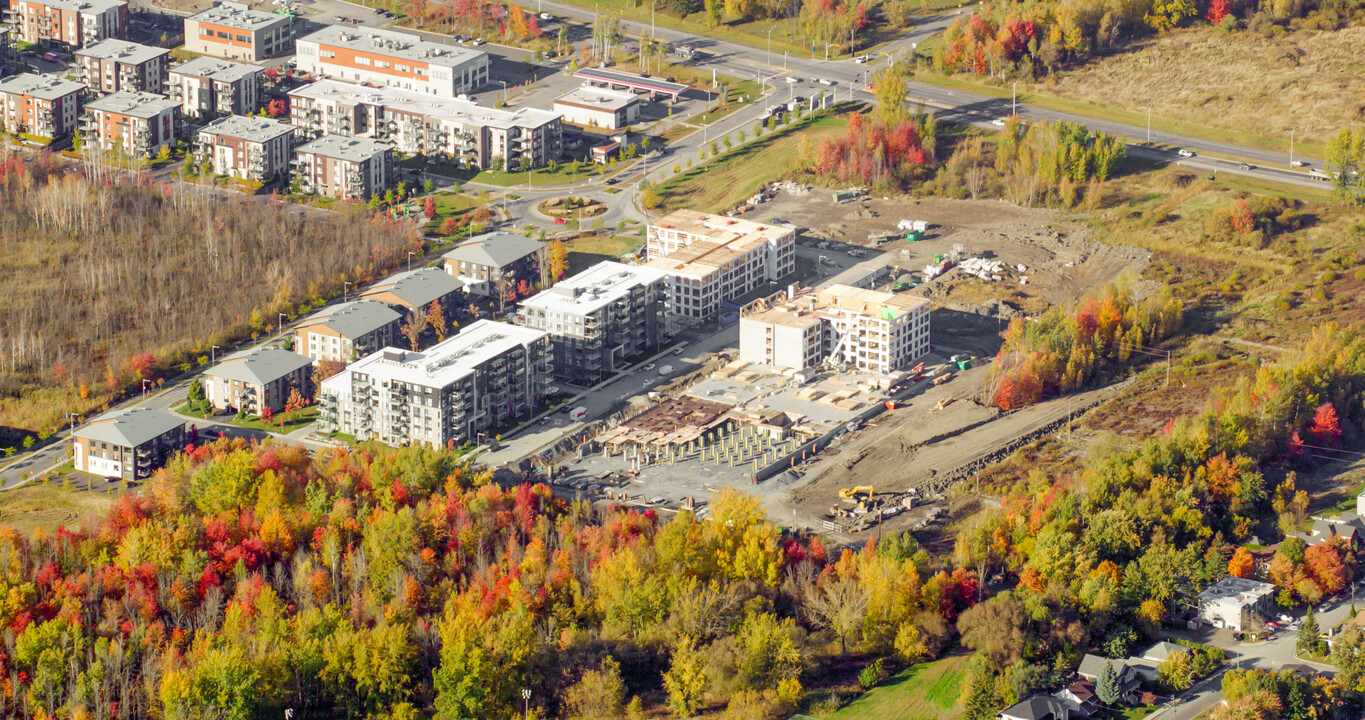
[838,485,874,501]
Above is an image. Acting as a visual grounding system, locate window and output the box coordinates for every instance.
[217,31,229,38]
[320,49,335,58]
[355,56,370,66]
[395,63,408,72]
[235,34,248,42]
[375,60,389,69]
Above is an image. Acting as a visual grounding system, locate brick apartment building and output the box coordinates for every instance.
[294,299,402,364]
[295,25,488,96]
[0,73,85,140]
[81,91,178,156]
[71,407,185,481]
[169,56,263,119]
[291,134,392,199]
[194,115,295,182]
[183,1,292,62]
[202,346,313,415]
[5,0,127,50]
[75,39,169,95]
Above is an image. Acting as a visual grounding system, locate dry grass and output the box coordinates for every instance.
[0,483,115,535]
[1033,26,1365,148]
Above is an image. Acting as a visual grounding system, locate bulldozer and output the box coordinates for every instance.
[838,485,874,502]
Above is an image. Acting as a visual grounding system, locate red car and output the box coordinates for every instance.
[552,218,567,225]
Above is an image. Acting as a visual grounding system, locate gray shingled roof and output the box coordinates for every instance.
[305,299,401,339]
[207,346,312,385]
[443,232,544,268]
[1000,694,1072,720]
[362,267,463,309]
[75,407,185,448]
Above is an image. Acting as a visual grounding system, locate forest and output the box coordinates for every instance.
[0,151,419,444]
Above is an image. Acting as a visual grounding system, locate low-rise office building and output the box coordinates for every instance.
[71,407,185,481]
[294,299,402,364]
[644,210,797,321]
[75,39,168,94]
[195,114,295,182]
[318,319,552,447]
[81,91,178,156]
[0,73,84,139]
[291,134,392,199]
[360,267,465,318]
[295,24,488,96]
[554,86,642,129]
[442,232,544,297]
[202,346,313,415]
[517,262,669,384]
[169,56,263,119]
[184,1,292,62]
[1198,576,1277,632]
[6,0,126,49]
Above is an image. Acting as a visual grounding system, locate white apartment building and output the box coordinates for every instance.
[194,115,296,182]
[183,1,292,62]
[289,78,560,169]
[517,262,670,384]
[294,25,488,97]
[644,210,797,321]
[318,320,552,448]
[739,284,930,374]
[291,134,392,199]
[169,56,264,119]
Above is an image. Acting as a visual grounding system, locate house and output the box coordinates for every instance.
[1054,680,1098,717]
[294,299,401,364]
[0,73,85,140]
[169,56,264,119]
[554,86,642,129]
[80,91,178,156]
[194,115,296,182]
[294,24,488,96]
[1138,641,1189,664]
[590,139,620,163]
[202,346,313,415]
[1076,655,1142,700]
[1198,576,1277,632]
[442,232,545,297]
[291,134,393,199]
[360,267,465,318]
[71,407,185,481]
[183,1,293,62]
[998,695,1072,720]
[1299,514,1365,549]
[75,39,169,95]
[6,0,127,50]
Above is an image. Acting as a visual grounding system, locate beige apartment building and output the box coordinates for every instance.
[194,114,295,182]
[71,407,185,480]
[202,346,313,415]
[291,134,393,199]
[169,56,264,119]
[75,39,168,94]
[81,91,178,156]
[644,210,797,321]
[293,299,401,364]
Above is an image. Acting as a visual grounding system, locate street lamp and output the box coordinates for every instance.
[521,689,531,719]
[407,251,416,272]
[767,25,776,68]
[1011,79,1018,117]
[142,379,151,398]
[278,313,287,334]
[825,43,835,61]
[211,345,221,365]
[1289,127,1295,168]
[1146,103,1153,143]
[499,80,508,104]
[343,280,351,301]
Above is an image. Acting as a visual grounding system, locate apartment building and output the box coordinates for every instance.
[294,299,401,364]
[318,320,552,448]
[194,114,295,182]
[71,407,185,481]
[81,91,177,155]
[184,1,292,62]
[360,267,465,317]
[0,73,84,139]
[295,25,488,97]
[202,346,313,415]
[291,134,392,199]
[6,0,126,50]
[644,210,797,321]
[517,262,669,384]
[554,86,642,129]
[289,78,560,169]
[75,39,168,94]
[169,56,263,119]
[739,284,930,374]
[442,232,544,297]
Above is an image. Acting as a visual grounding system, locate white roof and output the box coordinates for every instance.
[198,114,294,144]
[291,78,559,130]
[188,1,288,31]
[33,0,123,14]
[76,39,169,64]
[299,25,487,71]
[555,85,642,111]
[0,73,84,101]
[296,133,392,162]
[1199,576,1276,605]
[85,91,179,119]
[520,261,668,316]
[330,319,545,390]
[171,56,262,83]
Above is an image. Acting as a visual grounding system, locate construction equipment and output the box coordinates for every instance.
[909,361,925,379]
[839,485,874,501]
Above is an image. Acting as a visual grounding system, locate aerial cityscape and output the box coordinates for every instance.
[0,0,1361,718]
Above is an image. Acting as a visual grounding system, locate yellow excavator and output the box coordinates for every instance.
[839,485,874,501]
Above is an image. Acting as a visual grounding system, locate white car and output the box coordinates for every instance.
[659,365,674,375]
[643,363,656,372]
[854,54,872,64]
[991,118,1007,127]
[818,78,834,86]
[1178,149,1195,157]
[539,12,553,19]
[471,38,486,45]
[785,76,799,84]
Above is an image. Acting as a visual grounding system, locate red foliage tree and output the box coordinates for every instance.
[1304,542,1347,596]
[814,113,929,186]
[266,99,288,118]
[1206,0,1229,24]
[1309,403,1342,446]
[1227,546,1255,579]
[423,196,437,219]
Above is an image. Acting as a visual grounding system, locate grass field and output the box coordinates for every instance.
[0,483,116,534]
[228,406,318,434]
[564,233,644,274]
[821,653,970,720]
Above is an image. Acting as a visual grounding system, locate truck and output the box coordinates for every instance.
[569,407,588,421]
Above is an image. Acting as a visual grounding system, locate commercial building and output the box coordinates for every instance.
[169,56,263,119]
[194,114,296,182]
[202,346,313,415]
[294,299,402,364]
[71,407,185,481]
[517,262,669,384]
[442,232,544,297]
[1197,576,1276,632]
[554,86,642,129]
[644,210,797,321]
[571,67,687,101]
[739,284,930,374]
[360,267,465,317]
[295,25,488,96]
[5,0,127,50]
[0,73,84,139]
[184,1,293,62]
[75,39,168,94]
[317,320,552,447]
[289,78,561,170]
[291,134,392,199]
[80,91,178,156]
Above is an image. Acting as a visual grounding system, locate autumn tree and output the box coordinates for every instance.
[1227,547,1255,579]
[802,564,869,655]
[284,386,308,417]
[1309,403,1342,446]
[562,656,626,720]
[546,239,570,283]
[400,308,428,350]
[423,196,436,219]
[1205,0,1229,24]
[427,300,447,341]
[663,638,709,718]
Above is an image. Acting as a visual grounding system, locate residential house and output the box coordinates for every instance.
[554,86,642,129]
[81,91,178,156]
[294,24,488,96]
[194,114,295,182]
[294,299,401,364]
[75,39,169,94]
[442,232,544,297]
[1299,513,1365,549]
[1076,655,1142,701]
[0,73,84,139]
[169,56,264,119]
[6,0,127,50]
[202,346,313,415]
[998,695,1072,720]
[1198,576,1277,632]
[360,267,465,320]
[183,1,292,62]
[291,134,392,199]
[1138,642,1189,664]
[1054,680,1099,717]
[71,407,185,480]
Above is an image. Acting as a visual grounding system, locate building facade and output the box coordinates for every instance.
[195,114,295,182]
[81,91,178,155]
[295,25,488,97]
[442,232,544,297]
[75,39,168,95]
[644,210,797,321]
[0,73,84,139]
[318,320,552,448]
[516,262,669,384]
[291,134,392,199]
[71,407,185,480]
[169,56,263,119]
[6,0,126,49]
[1198,576,1277,632]
[360,267,465,318]
[183,1,292,62]
[202,346,313,415]
[554,86,642,129]
[294,299,402,364]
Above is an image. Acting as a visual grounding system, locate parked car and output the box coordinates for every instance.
[540,12,554,19]
[1178,148,1194,157]
[471,38,486,45]
[991,118,1007,126]
[42,52,59,62]
[643,363,656,372]
[374,7,384,13]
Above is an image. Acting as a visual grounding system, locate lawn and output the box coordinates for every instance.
[821,652,970,720]
[473,161,606,187]
[228,406,319,434]
[563,233,644,274]
[0,482,116,535]
[173,400,214,420]
[429,191,480,220]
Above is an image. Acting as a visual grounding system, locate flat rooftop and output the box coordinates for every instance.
[188,1,288,31]
[291,78,557,130]
[171,56,262,82]
[300,25,486,70]
[76,39,169,63]
[520,261,668,316]
[555,85,642,111]
[199,114,295,144]
[296,133,392,162]
[0,73,84,101]
[646,210,792,278]
[572,67,688,97]
[745,284,928,328]
[33,0,124,12]
[337,319,546,388]
[84,91,178,118]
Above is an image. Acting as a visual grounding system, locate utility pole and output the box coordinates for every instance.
[1289,127,1295,168]
[407,251,416,272]
[343,280,351,301]
[278,312,286,334]
[767,25,776,67]
[1011,79,1018,117]
[1146,103,1152,143]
